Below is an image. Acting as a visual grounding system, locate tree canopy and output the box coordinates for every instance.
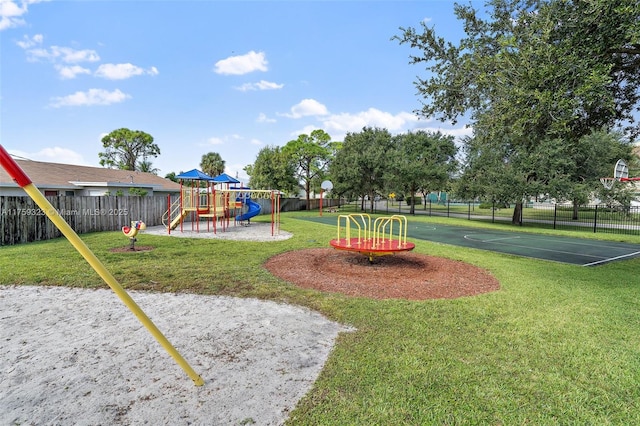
[397,0,640,140]
[389,131,458,214]
[99,128,160,171]
[329,127,395,212]
[244,145,298,195]
[283,129,334,206]
[396,0,640,221]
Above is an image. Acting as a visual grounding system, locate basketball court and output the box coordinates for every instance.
[303,216,640,266]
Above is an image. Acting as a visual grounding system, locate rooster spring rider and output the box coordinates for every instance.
[122,220,146,250]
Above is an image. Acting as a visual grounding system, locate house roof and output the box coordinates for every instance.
[0,158,181,192]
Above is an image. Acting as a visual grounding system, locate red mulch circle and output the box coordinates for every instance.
[264,248,500,301]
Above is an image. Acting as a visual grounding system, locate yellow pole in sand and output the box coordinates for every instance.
[0,145,204,386]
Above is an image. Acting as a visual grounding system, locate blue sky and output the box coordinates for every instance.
[1,0,472,181]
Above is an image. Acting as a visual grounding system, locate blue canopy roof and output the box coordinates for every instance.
[211,173,240,184]
[175,169,214,180]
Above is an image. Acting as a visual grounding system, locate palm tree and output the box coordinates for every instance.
[200,152,225,177]
[137,159,159,175]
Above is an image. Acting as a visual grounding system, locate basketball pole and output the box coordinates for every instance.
[0,144,204,386]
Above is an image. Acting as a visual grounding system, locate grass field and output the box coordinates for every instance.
[2,211,640,424]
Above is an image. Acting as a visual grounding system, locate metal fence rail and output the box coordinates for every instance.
[368,200,640,236]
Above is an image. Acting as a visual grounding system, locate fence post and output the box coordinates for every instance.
[553,204,557,230]
[593,205,598,233]
[447,200,450,217]
[428,199,431,216]
[468,202,471,220]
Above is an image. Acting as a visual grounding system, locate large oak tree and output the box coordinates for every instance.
[283,129,333,207]
[244,145,298,195]
[389,131,458,215]
[329,127,394,212]
[396,0,640,223]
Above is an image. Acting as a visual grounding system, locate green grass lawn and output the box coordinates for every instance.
[2,211,640,424]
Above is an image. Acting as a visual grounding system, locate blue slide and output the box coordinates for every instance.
[236,198,261,222]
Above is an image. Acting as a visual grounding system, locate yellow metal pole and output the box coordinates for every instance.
[0,146,203,386]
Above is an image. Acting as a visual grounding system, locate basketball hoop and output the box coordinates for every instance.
[614,159,629,179]
[601,159,630,190]
[600,177,616,190]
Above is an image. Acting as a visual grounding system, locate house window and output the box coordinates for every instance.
[44,190,58,197]
[65,191,75,196]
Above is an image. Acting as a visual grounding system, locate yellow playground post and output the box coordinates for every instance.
[0,144,204,386]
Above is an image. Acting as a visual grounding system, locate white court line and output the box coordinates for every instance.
[463,233,604,260]
[464,235,521,243]
[582,251,640,267]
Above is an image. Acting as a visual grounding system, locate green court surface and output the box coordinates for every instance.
[302,216,640,266]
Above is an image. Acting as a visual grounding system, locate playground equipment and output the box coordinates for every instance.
[122,220,146,250]
[330,213,415,262]
[162,169,281,236]
[233,188,261,222]
[0,144,204,386]
[601,159,640,189]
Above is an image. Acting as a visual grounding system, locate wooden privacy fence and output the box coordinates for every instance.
[1,196,169,245]
[1,195,342,245]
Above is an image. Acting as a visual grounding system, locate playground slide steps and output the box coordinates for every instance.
[168,210,188,230]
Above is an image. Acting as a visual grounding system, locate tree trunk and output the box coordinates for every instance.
[572,200,579,220]
[408,185,416,215]
[511,202,523,225]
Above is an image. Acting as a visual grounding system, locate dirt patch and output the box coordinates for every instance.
[264,248,500,301]
[109,246,155,253]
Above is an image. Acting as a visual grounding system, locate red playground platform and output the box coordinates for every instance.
[329,214,415,262]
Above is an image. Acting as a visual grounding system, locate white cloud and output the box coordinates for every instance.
[55,64,91,79]
[250,138,263,146]
[26,45,100,63]
[321,108,419,134]
[16,33,43,48]
[207,137,224,145]
[0,0,38,30]
[205,134,242,147]
[256,112,276,123]
[49,88,131,107]
[281,98,329,119]
[8,147,88,166]
[95,63,159,80]
[283,103,467,143]
[213,50,268,75]
[235,80,284,92]
[291,124,321,139]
